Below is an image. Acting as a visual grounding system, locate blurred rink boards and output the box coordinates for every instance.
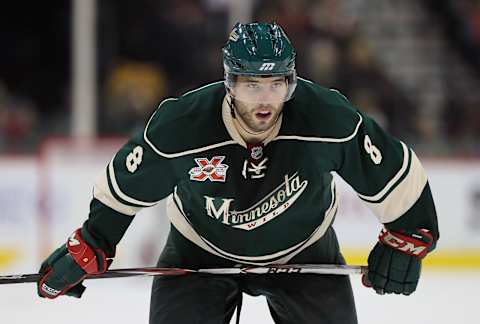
[0,138,480,274]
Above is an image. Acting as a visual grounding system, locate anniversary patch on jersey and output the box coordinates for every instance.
[204,172,308,230]
[189,156,229,182]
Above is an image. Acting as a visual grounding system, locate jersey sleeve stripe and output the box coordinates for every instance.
[272,113,363,143]
[359,150,412,204]
[359,150,428,223]
[167,182,338,265]
[105,163,149,208]
[93,169,141,216]
[357,142,410,202]
[107,158,158,207]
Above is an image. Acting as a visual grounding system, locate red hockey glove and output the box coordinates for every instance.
[363,228,434,295]
[37,228,112,299]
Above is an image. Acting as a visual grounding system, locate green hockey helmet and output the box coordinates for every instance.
[223,22,297,103]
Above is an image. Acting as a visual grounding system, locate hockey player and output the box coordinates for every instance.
[37,22,439,324]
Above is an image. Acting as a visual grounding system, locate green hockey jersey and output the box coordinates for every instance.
[91,78,439,266]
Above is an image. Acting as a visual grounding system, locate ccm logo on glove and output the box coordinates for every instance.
[379,228,432,259]
[363,228,435,295]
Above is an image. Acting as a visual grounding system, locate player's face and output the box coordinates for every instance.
[231,76,288,132]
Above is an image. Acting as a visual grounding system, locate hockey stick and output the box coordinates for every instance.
[0,264,366,285]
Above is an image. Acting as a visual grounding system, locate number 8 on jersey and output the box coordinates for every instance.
[364,135,382,165]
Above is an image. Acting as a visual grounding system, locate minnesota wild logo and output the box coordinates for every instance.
[204,172,308,230]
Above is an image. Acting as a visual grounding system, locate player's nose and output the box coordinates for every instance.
[256,88,276,103]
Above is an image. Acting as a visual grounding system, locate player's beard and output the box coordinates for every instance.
[233,100,283,134]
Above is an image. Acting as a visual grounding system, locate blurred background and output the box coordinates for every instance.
[1,0,479,323]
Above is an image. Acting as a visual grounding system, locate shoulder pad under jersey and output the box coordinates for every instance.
[144,81,234,158]
[279,77,362,143]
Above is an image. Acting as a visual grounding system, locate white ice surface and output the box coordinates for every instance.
[1,271,478,324]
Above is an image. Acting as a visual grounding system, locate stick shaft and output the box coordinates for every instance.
[0,264,367,285]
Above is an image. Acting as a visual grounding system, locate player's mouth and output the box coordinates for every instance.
[255,110,273,121]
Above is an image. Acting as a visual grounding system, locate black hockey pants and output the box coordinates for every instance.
[149,227,358,324]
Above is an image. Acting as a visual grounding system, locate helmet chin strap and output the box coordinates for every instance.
[226,94,281,137]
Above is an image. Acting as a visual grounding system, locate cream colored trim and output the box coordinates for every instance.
[273,179,338,264]
[329,88,349,101]
[297,76,314,84]
[167,181,338,265]
[357,142,410,202]
[272,113,363,143]
[107,159,158,207]
[92,169,140,216]
[144,86,237,159]
[145,136,237,159]
[182,80,224,97]
[362,151,428,223]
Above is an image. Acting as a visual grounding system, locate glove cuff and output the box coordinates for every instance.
[67,229,108,274]
[379,228,433,260]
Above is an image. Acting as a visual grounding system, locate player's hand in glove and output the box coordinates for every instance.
[362,228,435,295]
[37,228,112,299]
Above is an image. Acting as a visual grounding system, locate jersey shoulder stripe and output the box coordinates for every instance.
[273,113,362,143]
[143,81,236,159]
[279,78,363,142]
